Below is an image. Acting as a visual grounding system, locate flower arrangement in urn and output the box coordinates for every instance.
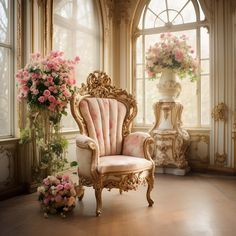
[37,175,78,218]
[16,51,80,178]
[146,33,198,82]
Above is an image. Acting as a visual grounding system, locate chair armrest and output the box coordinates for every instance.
[122,132,154,161]
[76,134,99,179]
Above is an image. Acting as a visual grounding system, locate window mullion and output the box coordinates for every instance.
[142,35,146,125]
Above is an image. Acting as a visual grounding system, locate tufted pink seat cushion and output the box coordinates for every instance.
[79,97,127,156]
[97,155,153,174]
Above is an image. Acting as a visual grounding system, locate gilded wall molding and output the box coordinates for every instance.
[105,0,115,19]
[215,152,227,166]
[0,145,15,187]
[187,134,210,164]
[116,0,131,24]
[211,102,228,122]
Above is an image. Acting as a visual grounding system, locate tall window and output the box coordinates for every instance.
[53,0,101,131]
[0,0,13,137]
[135,0,210,127]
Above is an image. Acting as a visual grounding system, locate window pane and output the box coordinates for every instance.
[136,79,144,124]
[201,75,210,125]
[0,47,11,136]
[145,9,160,28]
[177,79,198,127]
[53,0,72,19]
[145,79,158,125]
[168,0,191,13]
[136,64,143,78]
[177,0,196,24]
[0,0,10,44]
[136,36,143,64]
[53,0,101,131]
[201,27,209,59]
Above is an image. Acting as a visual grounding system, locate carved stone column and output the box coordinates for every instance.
[150,102,190,175]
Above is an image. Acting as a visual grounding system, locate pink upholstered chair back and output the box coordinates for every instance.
[79,97,127,156]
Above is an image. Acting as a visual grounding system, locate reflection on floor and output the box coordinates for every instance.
[0,173,236,236]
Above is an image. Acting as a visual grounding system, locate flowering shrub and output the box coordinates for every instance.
[16,51,80,115]
[37,175,78,217]
[146,33,199,81]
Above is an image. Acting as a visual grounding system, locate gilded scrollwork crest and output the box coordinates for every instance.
[215,152,227,166]
[71,71,137,136]
[211,102,228,122]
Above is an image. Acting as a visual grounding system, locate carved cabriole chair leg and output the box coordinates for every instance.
[94,177,103,216]
[78,179,85,201]
[95,187,102,216]
[146,171,154,207]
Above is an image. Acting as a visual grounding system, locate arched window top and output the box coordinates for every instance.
[139,0,205,30]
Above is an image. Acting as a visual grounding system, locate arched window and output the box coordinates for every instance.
[53,0,102,131]
[134,0,210,127]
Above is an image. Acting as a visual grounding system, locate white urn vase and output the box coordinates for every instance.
[157,69,181,102]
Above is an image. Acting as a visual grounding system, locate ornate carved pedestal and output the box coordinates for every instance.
[150,102,190,175]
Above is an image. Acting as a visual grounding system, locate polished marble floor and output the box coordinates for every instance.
[0,173,236,236]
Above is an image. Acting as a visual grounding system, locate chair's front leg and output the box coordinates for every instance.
[94,177,103,216]
[146,170,154,207]
[78,178,85,201]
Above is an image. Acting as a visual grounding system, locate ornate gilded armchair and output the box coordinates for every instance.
[71,71,155,216]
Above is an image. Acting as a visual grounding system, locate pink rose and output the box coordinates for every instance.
[62,175,69,181]
[47,76,53,83]
[60,84,66,90]
[55,194,62,203]
[23,71,29,77]
[175,50,184,62]
[48,86,55,92]
[43,197,50,205]
[75,56,80,62]
[56,184,64,191]
[43,90,51,97]
[32,89,39,95]
[63,90,71,97]
[22,85,29,92]
[48,95,56,103]
[38,96,45,103]
[64,183,72,190]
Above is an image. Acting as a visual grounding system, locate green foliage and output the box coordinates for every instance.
[70,161,78,167]
[19,128,31,144]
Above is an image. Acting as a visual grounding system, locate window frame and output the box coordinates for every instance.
[0,0,15,138]
[133,0,210,128]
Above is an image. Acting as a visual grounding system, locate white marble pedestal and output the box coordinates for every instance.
[150,102,190,175]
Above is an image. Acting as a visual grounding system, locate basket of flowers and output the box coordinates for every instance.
[37,175,78,218]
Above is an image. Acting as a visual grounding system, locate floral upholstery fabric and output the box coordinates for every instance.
[79,97,126,156]
[122,132,151,158]
[97,155,152,174]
